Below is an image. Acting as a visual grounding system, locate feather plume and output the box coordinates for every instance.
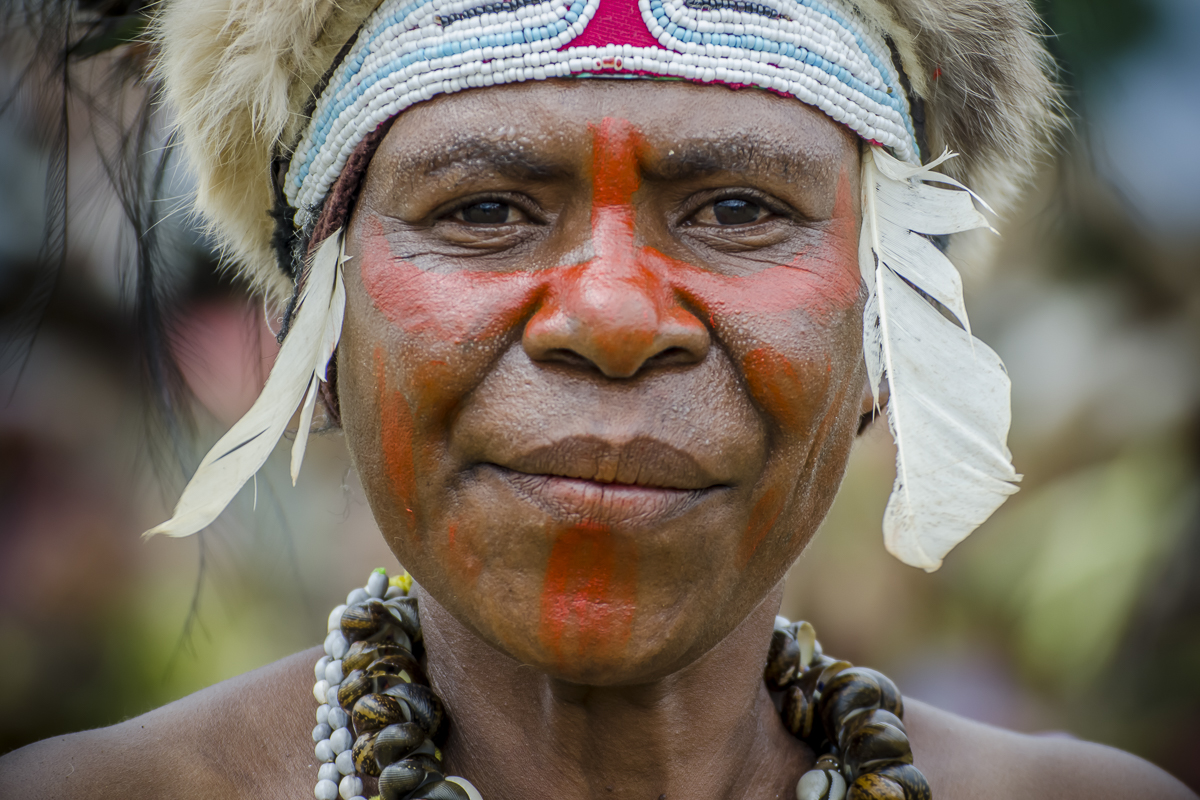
[144,230,346,539]
[860,147,1020,571]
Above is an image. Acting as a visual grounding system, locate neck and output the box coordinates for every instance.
[419,584,812,800]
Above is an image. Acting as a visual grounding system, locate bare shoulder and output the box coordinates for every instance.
[0,647,323,800]
[904,699,1197,800]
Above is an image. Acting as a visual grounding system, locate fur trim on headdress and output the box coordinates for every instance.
[155,0,1061,299]
[154,0,378,304]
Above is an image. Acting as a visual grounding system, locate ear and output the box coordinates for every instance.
[856,375,889,435]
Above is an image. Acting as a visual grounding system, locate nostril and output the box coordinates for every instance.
[646,347,698,368]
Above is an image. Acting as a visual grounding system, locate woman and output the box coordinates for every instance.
[1,0,1195,797]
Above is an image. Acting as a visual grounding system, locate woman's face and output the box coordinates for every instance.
[338,80,868,684]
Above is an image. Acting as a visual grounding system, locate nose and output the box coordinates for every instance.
[523,254,711,379]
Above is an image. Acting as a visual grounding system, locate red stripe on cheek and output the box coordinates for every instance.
[742,346,809,430]
[739,484,786,566]
[538,523,637,664]
[359,216,540,343]
[375,345,417,533]
[445,518,482,583]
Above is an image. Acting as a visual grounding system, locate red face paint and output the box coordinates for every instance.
[375,345,417,532]
[739,484,786,567]
[538,522,637,664]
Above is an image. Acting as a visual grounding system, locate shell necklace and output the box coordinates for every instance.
[311,570,932,800]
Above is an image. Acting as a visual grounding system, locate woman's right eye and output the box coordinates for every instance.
[452,201,523,225]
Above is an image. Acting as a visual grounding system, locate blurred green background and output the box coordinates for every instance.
[1,0,1198,789]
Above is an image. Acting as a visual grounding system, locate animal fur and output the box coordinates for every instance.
[153,0,1063,303]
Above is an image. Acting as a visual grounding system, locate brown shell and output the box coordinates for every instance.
[341,599,387,643]
[871,764,931,800]
[351,731,381,778]
[842,720,913,777]
[384,682,445,738]
[764,629,801,691]
[383,596,423,642]
[344,640,409,673]
[378,759,429,800]
[336,669,374,710]
[781,685,814,739]
[352,693,410,735]
[374,722,426,769]
[852,667,903,718]
[847,773,906,800]
[368,651,425,686]
[412,779,471,800]
[819,668,882,734]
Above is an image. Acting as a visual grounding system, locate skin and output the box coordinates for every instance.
[2,81,1195,800]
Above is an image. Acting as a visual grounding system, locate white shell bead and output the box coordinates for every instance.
[339,776,364,800]
[327,605,347,633]
[325,659,345,685]
[328,707,350,730]
[315,739,335,763]
[313,680,331,704]
[327,684,341,707]
[335,749,356,775]
[385,586,405,599]
[324,630,349,660]
[367,571,388,598]
[796,770,830,800]
[330,727,354,754]
[315,654,332,680]
[313,723,332,743]
[346,587,370,605]
[315,779,339,800]
[316,704,330,725]
[318,763,341,783]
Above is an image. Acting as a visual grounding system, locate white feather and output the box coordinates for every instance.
[861,147,1020,571]
[145,230,347,538]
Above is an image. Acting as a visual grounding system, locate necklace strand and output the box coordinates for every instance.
[313,570,931,800]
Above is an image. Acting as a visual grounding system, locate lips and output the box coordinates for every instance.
[481,435,728,526]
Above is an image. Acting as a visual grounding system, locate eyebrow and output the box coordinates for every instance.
[646,135,840,186]
[387,135,576,184]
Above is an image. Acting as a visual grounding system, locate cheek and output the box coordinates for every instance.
[374,345,418,533]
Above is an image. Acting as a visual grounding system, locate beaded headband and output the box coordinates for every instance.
[149,0,1022,572]
[285,0,919,226]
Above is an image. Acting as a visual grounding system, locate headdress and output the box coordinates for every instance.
[146,0,1062,570]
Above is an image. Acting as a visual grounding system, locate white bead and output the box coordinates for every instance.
[328,707,350,730]
[325,659,345,685]
[796,770,829,800]
[313,680,331,704]
[346,587,369,606]
[316,704,330,726]
[318,763,341,783]
[313,723,332,742]
[327,605,348,634]
[315,779,340,800]
[324,630,349,660]
[315,739,335,763]
[315,655,333,680]
[774,615,791,631]
[339,776,364,800]
[336,749,356,775]
[327,684,342,707]
[330,727,354,754]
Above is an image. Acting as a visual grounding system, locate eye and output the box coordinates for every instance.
[452,200,525,225]
[691,197,772,227]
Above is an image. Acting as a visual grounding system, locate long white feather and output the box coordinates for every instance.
[145,230,347,538]
[861,147,1020,571]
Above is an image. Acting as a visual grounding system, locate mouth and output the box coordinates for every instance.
[480,436,729,526]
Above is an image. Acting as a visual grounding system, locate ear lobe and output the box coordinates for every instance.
[857,377,889,435]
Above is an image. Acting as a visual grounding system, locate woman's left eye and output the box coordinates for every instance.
[452,201,524,224]
[692,198,772,226]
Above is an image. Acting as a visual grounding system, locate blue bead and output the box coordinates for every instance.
[565,10,578,22]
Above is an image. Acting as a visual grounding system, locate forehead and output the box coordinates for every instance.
[368,79,857,185]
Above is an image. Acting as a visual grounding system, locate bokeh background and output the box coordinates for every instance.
[2,0,1198,788]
